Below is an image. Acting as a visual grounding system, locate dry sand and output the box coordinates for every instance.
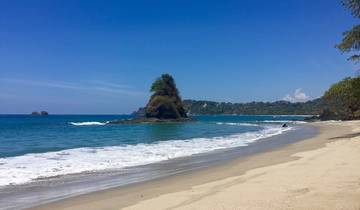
[32,121,360,210]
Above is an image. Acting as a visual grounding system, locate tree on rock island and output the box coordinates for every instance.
[145,74,188,119]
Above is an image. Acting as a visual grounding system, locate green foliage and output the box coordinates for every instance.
[146,74,187,119]
[341,0,360,18]
[336,25,360,61]
[337,1,360,62]
[183,99,326,115]
[150,74,179,97]
[324,77,353,99]
[182,77,360,120]
[323,76,360,117]
[150,78,166,93]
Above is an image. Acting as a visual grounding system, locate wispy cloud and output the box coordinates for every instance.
[282,88,310,103]
[83,80,133,89]
[1,78,79,89]
[0,78,145,97]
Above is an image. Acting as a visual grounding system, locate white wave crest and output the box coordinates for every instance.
[215,122,259,126]
[69,122,106,126]
[262,120,307,124]
[0,125,291,187]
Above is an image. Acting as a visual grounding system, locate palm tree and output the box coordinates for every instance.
[336,0,360,62]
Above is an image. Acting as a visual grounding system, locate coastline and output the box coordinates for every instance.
[28,120,360,210]
[1,123,311,210]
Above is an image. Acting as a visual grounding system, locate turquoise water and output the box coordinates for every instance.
[0,114,305,186]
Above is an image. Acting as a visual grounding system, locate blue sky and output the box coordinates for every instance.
[0,0,358,114]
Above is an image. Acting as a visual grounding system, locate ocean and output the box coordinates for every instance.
[0,114,317,209]
[0,114,307,188]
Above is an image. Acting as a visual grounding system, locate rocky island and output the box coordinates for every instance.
[108,74,191,124]
[31,111,49,116]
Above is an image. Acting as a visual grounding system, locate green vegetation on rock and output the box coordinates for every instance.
[145,74,188,119]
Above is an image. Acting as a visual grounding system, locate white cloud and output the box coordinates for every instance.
[282,88,310,103]
[0,78,145,97]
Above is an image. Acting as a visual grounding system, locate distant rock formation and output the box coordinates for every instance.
[145,74,187,119]
[131,107,146,118]
[40,111,49,115]
[31,111,49,116]
[110,74,189,124]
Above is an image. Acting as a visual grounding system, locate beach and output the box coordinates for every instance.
[3,1,359,209]
[29,120,360,210]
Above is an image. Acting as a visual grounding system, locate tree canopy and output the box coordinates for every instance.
[183,99,326,115]
[150,74,179,97]
[336,0,360,62]
[323,76,360,119]
[341,0,360,18]
[325,1,360,120]
[336,25,360,62]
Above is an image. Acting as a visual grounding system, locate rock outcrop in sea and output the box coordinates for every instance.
[31,111,49,116]
[109,74,190,124]
[145,74,187,119]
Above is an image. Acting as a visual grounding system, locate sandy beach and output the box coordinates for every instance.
[31,121,360,210]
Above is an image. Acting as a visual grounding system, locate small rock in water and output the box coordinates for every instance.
[31,111,49,116]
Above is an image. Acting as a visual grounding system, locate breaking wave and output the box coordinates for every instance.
[0,125,291,187]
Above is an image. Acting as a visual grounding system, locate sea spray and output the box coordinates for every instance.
[69,122,107,126]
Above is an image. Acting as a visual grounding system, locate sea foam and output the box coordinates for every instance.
[69,122,106,126]
[215,122,260,126]
[0,125,291,187]
[262,120,307,124]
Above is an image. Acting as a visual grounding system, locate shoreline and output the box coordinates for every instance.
[28,121,360,210]
[1,123,312,210]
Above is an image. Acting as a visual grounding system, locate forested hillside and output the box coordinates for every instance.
[183,99,326,115]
